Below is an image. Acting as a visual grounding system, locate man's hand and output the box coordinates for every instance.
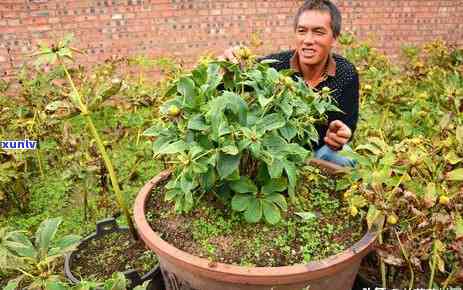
[324,120,352,151]
[219,46,240,63]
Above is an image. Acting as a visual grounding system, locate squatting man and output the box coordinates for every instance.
[221,0,359,167]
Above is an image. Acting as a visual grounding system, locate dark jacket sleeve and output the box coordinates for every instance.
[333,69,360,139]
[314,69,360,149]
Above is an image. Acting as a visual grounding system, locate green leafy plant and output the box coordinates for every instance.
[0,217,80,289]
[3,271,150,290]
[144,52,339,224]
[31,35,137,239]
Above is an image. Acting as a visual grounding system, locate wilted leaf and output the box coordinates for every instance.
[423,182,437,208]
[377,249,405,266]
[456,125,463,145]
[366,205,383,230]
[455,214,463,239]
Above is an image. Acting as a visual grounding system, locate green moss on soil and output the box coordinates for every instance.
[71,231,158,281]
[146,171,365,267]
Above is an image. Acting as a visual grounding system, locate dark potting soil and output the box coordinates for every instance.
[146,179,366,267]
[71,231,158,281]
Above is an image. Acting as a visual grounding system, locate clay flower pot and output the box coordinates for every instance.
[134,166,377,290]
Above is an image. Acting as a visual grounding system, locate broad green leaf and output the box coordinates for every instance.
[229,177,258,193]
[143,124,163,137]
[205,63,222,92]
[261,178,287,194]
[221,145,239,155]
[45,281,68,290]
[295,211,317,221]
[200,168,216,191]
[48,234,80,257]
[279,125,297,141]
[244,198,263,223]
[156,141,187,155]
[268,159,284,179]
[35,218,62,260]
[256,113,286,135]
[105,272,127,290]
[187,115,208,131]
[446,168,463,181]
[283,160,297,200]
[3,280,19,290]
[262,200,281,224]
[265,193,287,211]
[217,153,240,179]
[178,77,196,99]
[165,189,181,201]
[231,193,253,212]
[8,231,37,258]
[355,144,383,155]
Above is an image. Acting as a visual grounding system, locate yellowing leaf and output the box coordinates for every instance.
[456,126,463,145]
[423,182,437,208]
[445,151,462,165]
[455,215,463,239]
[446,168,463,181]
[366,205,383,230]
[350,195,368,208]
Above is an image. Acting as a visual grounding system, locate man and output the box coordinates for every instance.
[222,0,358,167]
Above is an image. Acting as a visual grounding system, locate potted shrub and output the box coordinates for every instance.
[134,54,378,290]
[30,36,160,287]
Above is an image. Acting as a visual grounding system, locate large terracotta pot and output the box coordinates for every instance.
[134,164,377,290]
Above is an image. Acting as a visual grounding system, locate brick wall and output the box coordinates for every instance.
[1,0,462,76]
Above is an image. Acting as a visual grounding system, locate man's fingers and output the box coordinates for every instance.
[327,132,349,145]
[328,120,343,132]
[220,46,239,64]
[324,136,342,150]
[336,127,351,138]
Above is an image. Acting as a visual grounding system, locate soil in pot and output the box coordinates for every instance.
[71,231,158,281]
[146,169,366,267]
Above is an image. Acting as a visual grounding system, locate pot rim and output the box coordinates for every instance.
[134,169,378,285]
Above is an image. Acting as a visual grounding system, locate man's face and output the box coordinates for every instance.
[294,10,336,66]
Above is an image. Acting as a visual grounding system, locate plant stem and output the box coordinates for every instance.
[428,236,437,289]
[394,228,414,290]
[83,114,138,239]
[378,222,387,288]
[60,59,138,240]
[35,149,44,177]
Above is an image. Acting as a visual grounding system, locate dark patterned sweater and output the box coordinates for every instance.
[260,50,360,151]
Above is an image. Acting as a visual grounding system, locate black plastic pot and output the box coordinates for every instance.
[64,218,165,290]
[352,273,382,290]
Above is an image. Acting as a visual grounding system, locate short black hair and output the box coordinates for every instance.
[294,0,342,39]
